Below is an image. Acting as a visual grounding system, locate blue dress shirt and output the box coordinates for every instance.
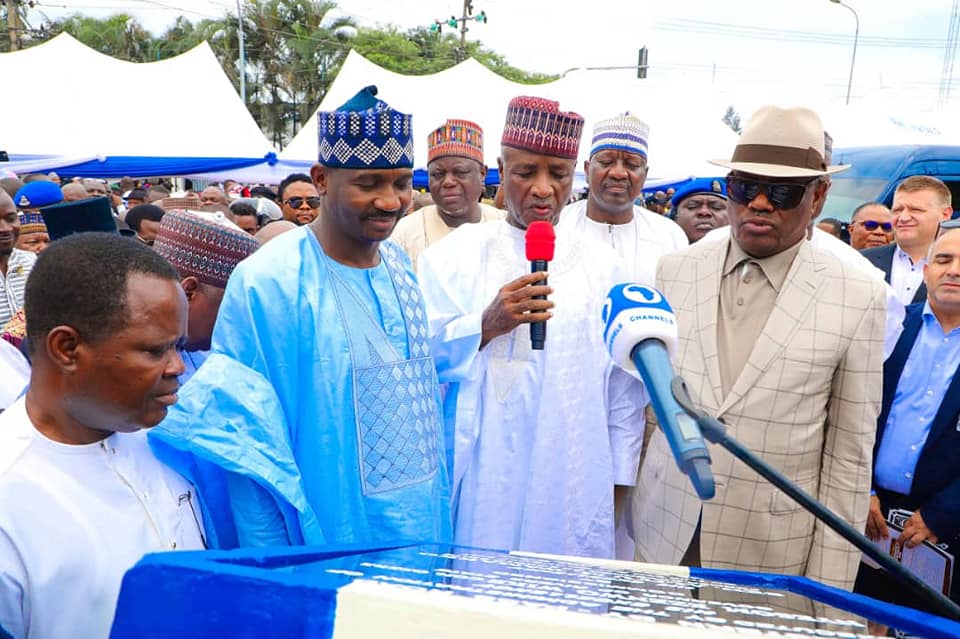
[876,303,960,494]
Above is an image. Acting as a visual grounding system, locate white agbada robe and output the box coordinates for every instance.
[418,219,647,559]
[559,199,687,559]
[0,398,206,639]
[557,200,688,287]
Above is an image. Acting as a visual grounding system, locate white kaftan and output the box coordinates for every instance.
[418,220,647,559]
[0,398,206,639]
[558,200,688,286]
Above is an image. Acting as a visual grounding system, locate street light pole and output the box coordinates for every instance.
[830,0,859,105]
[237,0,246,104]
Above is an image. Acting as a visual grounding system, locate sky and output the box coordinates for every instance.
[24,0,960,111]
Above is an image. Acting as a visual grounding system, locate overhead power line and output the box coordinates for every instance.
[658,17,951,49]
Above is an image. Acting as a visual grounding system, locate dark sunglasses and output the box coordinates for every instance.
[284,196,322,209]
[726,176,819,210]
[858,220,893,232]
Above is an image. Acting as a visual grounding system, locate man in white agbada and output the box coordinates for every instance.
[558,113,687,287]
[418,95,648,559]
[0,234,205,639]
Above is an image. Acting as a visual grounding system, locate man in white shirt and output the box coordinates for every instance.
[0,233,206,639]
[862,175,954,306]
[558,113,687,287]
[418,96,647,560]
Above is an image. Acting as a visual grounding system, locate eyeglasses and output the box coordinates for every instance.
[857,220,893,232]
[284,196,322,209]
[940,219,960,232]
[726,175,819,210]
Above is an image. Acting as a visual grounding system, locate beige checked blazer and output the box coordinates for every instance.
[632,237,887,590]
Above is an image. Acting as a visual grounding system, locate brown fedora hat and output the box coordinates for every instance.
[710,105,850,178]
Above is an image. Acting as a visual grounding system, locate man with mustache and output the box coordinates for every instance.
[855,225,960,612]
[848,202,894,251]
[392,119,504,270]
[559,113,687,286]
[277,173,322,226]
[670,178,730,244]
[632,106,887,592]
[150,86,451,549]
[418,96,647,559]
[0,234,204,639]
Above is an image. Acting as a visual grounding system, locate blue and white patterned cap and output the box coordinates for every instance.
[317,85,414,169]
[590,113,650,159]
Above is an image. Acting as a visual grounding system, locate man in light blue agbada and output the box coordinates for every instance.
[149,86,451,549]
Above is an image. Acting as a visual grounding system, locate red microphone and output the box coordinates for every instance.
[524,221,555,350]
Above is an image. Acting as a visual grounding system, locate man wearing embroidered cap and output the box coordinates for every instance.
[149,86,451,550]
[418,96,648,559]
[392,119,504,270]
[151,209,259,383]
[15,212,49,254]
[559,113,687,285]
[632,105,887,592]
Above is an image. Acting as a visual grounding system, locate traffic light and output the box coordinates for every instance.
[637,47,648,79]
[447,16,458,28]
[476,10,487,23]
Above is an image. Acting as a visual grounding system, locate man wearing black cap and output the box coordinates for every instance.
[150,86,450,550]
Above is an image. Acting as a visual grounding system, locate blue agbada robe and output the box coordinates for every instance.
[149,227,452,549]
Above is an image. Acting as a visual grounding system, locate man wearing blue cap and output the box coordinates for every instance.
[558,113,687,286]
[670,178,729,244]
[150,86,451,549]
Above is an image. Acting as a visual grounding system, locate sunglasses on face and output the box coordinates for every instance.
[726,176,819,210]
[284,196,322,209]
[858,220,893,232]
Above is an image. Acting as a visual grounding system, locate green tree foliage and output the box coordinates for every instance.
[19,2,554,144]
[350,26,556,84]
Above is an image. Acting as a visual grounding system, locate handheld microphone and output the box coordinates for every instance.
[525,221,555,350]
[601,284,715,500]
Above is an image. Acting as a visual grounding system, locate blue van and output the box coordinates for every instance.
[823,145,960,221]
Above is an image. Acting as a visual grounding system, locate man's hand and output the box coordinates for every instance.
[899,510,939,549]
[480,271,553,349]
[865,494,888,542]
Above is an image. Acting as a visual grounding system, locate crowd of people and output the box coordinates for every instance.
[0,84,957,638]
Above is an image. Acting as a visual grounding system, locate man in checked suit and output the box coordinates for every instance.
[632,105,888,591]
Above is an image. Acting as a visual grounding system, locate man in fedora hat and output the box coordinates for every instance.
[631,105,887,592]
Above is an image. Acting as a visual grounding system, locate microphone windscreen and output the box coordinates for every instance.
[601,284,679,377]
[524,221,556,261]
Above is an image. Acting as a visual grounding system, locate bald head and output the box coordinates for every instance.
[254,220,297,245]
[62,183,89,202]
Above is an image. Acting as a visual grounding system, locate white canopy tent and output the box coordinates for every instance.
[279,50,739,182]
[0,33,276,177]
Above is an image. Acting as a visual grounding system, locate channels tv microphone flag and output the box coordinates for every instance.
[601,283,715,500]
[524,221,555,351]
